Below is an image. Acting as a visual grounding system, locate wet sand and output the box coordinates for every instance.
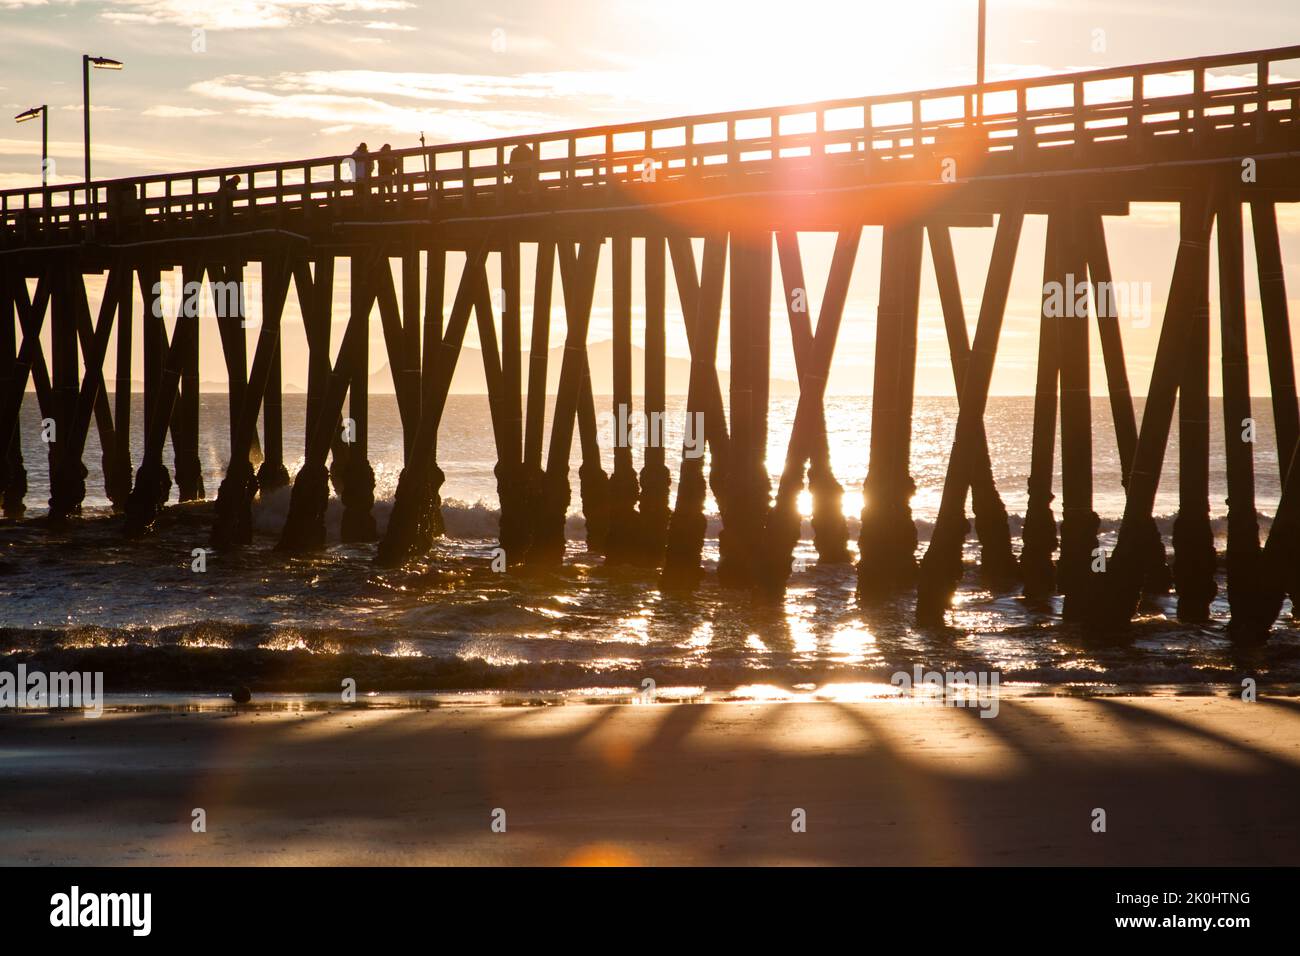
[2,695,1299,865]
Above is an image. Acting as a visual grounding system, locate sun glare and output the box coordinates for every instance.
[644,1,966,110]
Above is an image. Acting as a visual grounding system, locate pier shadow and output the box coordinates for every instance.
[3,695,1300,866]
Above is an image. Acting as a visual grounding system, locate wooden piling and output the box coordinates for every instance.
[916,198,1025,623]
[1216,193,1263,636]
[761,227,857,592]
[213,263,247,458]
[51,265,122,525]
[77,280,120,510]
[139,265,172,508]
[124,264,204,536]
[718,229,772,588]
[173,264,205,502]
[517,239,555,558]
[662,234,728,588]
[496,240,528,560]
[639,233,672,563]
[526,239,601,567]
[422,245,447,540]
[0,270,26,517]
[926,223,1017,589]
[1056,200,1101,620]
[375,244,483,565]
[1020,214,1062,599]
[47,258,85,520]
[472,254,531,561]
[1251,201,1300,480]
[257,332,291,493]
[1082,209,1171,594]
[376,258,418,453]
[604,234,640,564]
[577,364,610,554]
[0,269,53,519]
[1171,199,1217,623]
[110,263,133,509]
[296,256,333,485]
[795,231,855,567]
[284,250,383,554]
[211,254,293,549]
[340,254,377,543]
[1093,195,1214,626]
[1239,437,1300,637]
[1250,201,1300,607]
[859,222,923,597]
[402,248,423,463]
[523,241,554,479]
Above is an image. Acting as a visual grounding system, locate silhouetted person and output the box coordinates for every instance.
[377,144,398,198]
[351,142,372,200]
[508,143,537,196]
[215,175,240,226]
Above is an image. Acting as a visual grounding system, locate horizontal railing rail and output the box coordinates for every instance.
[3,43,1300,234]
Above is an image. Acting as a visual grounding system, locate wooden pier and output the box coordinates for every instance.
[4,44,1300,638]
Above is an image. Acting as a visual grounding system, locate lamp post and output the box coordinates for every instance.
[14,105,49,187]
[83,54,123,223]
[974,0,987,117]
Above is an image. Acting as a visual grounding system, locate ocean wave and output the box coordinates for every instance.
[4,632,1299,695]
[254,488,1274,546]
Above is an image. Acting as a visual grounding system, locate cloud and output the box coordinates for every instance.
[188,68,683,142]
[99,0,414,31]
[221,69,646,106]
[143,105,220,117]
[0,135,219,178]
[192,80,550,142]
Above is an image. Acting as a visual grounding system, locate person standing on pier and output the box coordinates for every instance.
[377,144,397,199]
[508,143,537,197]
[350,142,373,203]
[215,174,240,227]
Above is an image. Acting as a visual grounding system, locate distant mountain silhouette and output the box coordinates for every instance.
[367,339,800,396]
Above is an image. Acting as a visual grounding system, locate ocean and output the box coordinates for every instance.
[2,393,1298,697]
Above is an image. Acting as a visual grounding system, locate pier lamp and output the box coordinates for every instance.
[14,105,48,188]
[83,54,124,223]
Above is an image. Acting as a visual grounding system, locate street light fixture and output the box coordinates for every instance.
[14,105,48,188]
[83,54,124,223]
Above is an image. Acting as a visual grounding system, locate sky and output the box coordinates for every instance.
[4,0,1300,396]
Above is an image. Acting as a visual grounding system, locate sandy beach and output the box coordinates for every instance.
[2,694,1299,866]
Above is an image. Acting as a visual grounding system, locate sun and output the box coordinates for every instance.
[629,0,974,112]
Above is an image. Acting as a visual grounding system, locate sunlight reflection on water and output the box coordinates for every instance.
[1,396,1298,693]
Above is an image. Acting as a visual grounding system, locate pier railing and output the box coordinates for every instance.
[3,43,1300,237]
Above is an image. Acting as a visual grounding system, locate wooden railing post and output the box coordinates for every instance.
[1257,56,1270,143]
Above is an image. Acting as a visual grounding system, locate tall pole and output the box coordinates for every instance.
[80,55,123,225]
[975,0,987,116]
[14,106,48,187]
[83,54,91,217]
[41,106,48,188]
